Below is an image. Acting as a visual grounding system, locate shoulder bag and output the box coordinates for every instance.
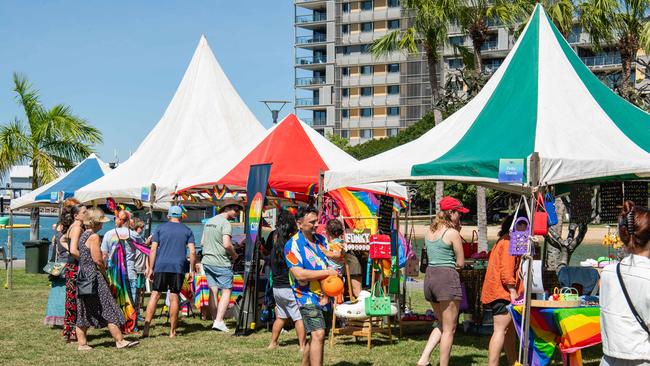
[617,262,650,335]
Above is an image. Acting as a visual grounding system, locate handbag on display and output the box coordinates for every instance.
[509,196,532,256]
[544,193,558,226]
[419,245,429,273]
[369,234,391,260]
[77,266,98,296]
[462,230,478,258]
[533,193,549,236]
[364,281,392,316]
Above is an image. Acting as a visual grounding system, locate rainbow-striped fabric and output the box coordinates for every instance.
[193,275,210,309]
[107,243,138,333]
[510,305,601,366]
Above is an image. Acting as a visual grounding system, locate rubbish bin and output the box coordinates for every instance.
[23,239,50,274]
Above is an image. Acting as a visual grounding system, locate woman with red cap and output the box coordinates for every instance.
[417,196,467,366]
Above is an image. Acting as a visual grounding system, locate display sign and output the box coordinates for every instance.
[50,191,64,204]
[498,158,524,183]
[140,186,150,202]
[344,229,372,251]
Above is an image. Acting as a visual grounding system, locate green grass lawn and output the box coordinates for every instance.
[0,270,603,365]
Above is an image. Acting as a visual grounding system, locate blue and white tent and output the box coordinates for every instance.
[10,154,111,210]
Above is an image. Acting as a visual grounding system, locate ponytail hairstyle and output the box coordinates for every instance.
[61,202,83,233]
[430,210,458,232]
[619,200,650,250]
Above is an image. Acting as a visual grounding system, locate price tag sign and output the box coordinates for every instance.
[50,192,58,203]
[498,158,524,184]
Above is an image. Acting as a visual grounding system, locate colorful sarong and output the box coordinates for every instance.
[510,305,601,366]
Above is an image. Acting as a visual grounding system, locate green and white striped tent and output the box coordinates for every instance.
[325,5,650,193]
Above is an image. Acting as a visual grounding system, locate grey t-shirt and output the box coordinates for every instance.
[201,215,233,268]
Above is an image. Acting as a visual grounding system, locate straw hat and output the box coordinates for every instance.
[84,207,111,226]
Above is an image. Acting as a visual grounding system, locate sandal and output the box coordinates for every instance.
[116,340,140,349]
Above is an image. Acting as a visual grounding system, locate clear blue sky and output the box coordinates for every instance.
[0,1,294,164]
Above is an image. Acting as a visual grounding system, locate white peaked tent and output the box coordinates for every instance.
[75,35,266,205]
[10,154,111,210]
[325,5,650,192]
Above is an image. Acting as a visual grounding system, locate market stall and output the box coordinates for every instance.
[324,5,650,365]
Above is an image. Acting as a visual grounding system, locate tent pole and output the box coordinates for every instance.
[7,210,13,290]
[317,170,324,211]
[521,152,540,366]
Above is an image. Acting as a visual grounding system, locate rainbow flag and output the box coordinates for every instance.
[283,191,296,200]
[328,188,378,233]
[180,205,188,220]
[306,183,317,197]
[107,243,138,334]
[510,305,601,366]
[193,275,210,309]
[217,274,244,307]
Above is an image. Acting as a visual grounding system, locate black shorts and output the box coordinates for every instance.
[487,299,511,316]
[152,272,184,294]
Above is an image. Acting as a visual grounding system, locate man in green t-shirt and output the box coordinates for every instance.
[201,200,242,332]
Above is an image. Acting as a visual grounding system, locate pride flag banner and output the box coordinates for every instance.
[510,305,601,366]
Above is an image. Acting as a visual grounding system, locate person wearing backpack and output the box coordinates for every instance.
[101,209,147,328]
[600,201,650,365]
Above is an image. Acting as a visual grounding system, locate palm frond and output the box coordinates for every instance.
[40,104,102,145]
[32,150,58,186]
[12,73,46,135]
[0,119,32,176]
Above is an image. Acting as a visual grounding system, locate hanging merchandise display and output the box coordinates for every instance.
[533,193,549,236]
[377,195,394,234]
[600,182,648,223]
[463,230,479,258]
[544,193,558,226]
[369,234,391,260]
[509,196,532,256]
[364,281,392,316]
[569,184,593,224]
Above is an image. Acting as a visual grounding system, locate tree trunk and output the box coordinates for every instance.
[618,33,638,100]
[476,187,488,251]
[424,43,444,209]
[30,161,39,240]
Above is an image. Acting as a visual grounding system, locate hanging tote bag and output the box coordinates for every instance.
[369,234,392,260]
[544,193,558,226]
[462,230,479,258]
[533,193,549,236]
[509,196,532,256]
[43,237,66,278]
[364,281,392,316]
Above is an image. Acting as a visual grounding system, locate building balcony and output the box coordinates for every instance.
[304,118,328,126]
[296,76,327,87]
[481,40,498,51]
[296,34,327,45]
[296,55,328,66]
[295,97,320,106]
[581,54,621,68]
[296,13,328,24]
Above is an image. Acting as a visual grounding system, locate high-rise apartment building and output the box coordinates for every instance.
[295,1,647,145]
[294,0,431,145]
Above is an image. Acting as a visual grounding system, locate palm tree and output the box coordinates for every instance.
[517,0,575,37]
[0,73,102,239]
[578,0,650,99]
[371,0,456,210]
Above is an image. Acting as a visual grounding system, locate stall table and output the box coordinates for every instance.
[510,305,601,366]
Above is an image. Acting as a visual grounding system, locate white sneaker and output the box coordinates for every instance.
[212,320,230,332]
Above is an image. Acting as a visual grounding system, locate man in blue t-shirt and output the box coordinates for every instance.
[142,205,196,338]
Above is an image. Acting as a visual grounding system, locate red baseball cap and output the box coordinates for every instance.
[440,196,469,214]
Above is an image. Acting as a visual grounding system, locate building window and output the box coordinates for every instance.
[342,3,350,12]
[361,22,373,32]
[361,87,372,96]
[387,85,399,95]
[360,65,373,75]
[341,67,349,76]
[341,88,349,97]
[342,109,349,118]
[447,58,463,69]
[342,24,350,34]
[449,36,464,46]
[388,106,400,116]
[387,128,399,137]
[361,1,373,11]
[360,129,373,138]
[387,63,399,72]
[340,130,349,138]
[388,19,400,30]
[341,46,351,55]
[360,44,371,53]
[360,108,373,117]
[388,0,400,7]
[314,110,326,125]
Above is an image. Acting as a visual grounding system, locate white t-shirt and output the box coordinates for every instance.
[600,254,650,361]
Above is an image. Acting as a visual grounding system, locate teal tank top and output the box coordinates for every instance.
[426,229,456,268]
